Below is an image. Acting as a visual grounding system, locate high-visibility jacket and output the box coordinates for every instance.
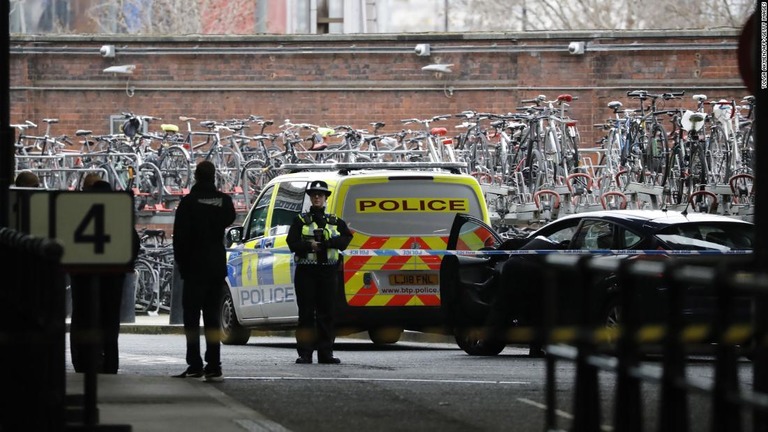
[295,213,342,265]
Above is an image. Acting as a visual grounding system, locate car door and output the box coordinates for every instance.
[228,184,275,320]
[258,181,310,320]
[440,213,505,328]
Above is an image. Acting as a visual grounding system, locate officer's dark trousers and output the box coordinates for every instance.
[181,278,222,371]
[295,264,338,358]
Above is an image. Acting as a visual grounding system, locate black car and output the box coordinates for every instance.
[439,210,755,356]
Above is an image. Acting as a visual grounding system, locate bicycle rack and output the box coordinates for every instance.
[566,172,599,212]
[600,190,629,210]
[729,173,755,205]
[688,190,719,213]
[533,189,561,221]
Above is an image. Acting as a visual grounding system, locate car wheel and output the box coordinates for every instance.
[220,288,251,345]
[601,297,621,349]
[454,327,505,356]
[368,327,403,345]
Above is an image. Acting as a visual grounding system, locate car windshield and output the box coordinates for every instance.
[342,179,485,236]
[655,222,754,250]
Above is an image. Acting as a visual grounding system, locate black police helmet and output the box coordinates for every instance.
[306,180,331,197]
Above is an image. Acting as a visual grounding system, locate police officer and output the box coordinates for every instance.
[287,180,353,364]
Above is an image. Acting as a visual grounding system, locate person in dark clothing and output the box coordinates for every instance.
[286,180,353,364]
[172,161,236,382]
[69,180,140,374]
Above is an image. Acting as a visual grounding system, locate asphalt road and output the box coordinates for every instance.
[80,333,755,432]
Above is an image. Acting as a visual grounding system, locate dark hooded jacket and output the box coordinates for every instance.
[172,181,236,281]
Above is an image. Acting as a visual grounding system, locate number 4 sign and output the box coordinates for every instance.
[53,191,135,269]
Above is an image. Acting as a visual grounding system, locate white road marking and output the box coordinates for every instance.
[516,398,614,432]
[119,353,185,365]
[228,376,530,385]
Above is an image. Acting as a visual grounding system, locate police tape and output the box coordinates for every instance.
[341,249,752,256]
[227,247,752,257]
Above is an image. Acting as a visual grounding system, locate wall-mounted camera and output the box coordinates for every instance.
[414,43,431,56]
[100,45,116,58]
[568,42,585,55]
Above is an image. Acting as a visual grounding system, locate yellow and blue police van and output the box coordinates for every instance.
[220,161,492,345]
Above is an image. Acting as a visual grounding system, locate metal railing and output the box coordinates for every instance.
[541,253,768,432]
[0,227,65,431]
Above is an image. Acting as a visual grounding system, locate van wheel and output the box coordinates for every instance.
[454,327,505,356]
[368,327,403,345]
[220,289,251,345]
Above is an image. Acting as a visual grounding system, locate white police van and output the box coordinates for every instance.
[220,162,495,345]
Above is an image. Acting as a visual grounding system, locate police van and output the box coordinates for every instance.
[221,162,493,345]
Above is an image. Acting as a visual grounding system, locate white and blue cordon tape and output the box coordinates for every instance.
[227,247,751,256]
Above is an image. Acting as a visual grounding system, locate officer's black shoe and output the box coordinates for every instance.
[295,356,313,364]
[318,356,341,364]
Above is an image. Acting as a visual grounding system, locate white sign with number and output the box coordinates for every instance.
[54,192,134,266]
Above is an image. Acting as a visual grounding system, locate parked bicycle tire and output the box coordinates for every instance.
[135,162,165,210]
[158,145,191,191]
[134,259,157,314]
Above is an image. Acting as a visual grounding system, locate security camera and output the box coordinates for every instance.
[100,45,116,58]
[414,43,431,57]
[568,42,585,55]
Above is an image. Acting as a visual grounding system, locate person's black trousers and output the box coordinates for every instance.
[294,264,338,359]
[181,278,223,371]
[69,274,124,374]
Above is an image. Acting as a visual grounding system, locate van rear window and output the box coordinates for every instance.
[341,180,484,236]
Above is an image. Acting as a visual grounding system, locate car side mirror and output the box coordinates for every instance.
[225,226,244,248]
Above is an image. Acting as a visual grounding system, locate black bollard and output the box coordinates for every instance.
[120,271,136,324]
[169,262,184,325]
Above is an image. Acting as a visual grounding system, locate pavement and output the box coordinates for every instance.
[63,313,454,432]
[64,313,281,432]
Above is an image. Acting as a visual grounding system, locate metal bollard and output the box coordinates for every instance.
[613,259,643,432]
[120,271,136,323]
[169,262,184,325]
[571,256,601,432]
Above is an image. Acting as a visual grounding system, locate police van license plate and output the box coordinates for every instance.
[389,274,439,285]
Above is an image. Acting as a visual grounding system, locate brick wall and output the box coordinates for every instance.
[11,30,747,150]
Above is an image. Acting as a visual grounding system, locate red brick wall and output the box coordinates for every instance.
[10,30,746,152]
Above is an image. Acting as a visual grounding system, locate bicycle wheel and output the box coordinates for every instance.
[523,148,546,191]
[158,145,191,192]
[157,266,173,312]
[135,162,165,210]
[134,259,157,314]
[739,122,754,174]
[706,126,730,184]
[208,146,241,192]
[560,130,580,176]
[241,159,273,197]
[598,130,622,179]
[687,141,708,189]
[645,125,667,183]
[660,152,684,205]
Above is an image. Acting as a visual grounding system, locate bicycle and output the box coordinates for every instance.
[13,118,76,189]
[134,229,175,314]
[625,90,685,185]
[182,118,242,193]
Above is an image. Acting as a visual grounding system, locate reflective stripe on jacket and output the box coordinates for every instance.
[295,214,342,265]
